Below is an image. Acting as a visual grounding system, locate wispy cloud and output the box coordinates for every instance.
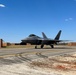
[0,4,5,8]
[65,19,68,21]
[65,18,73,21]
[69,18,73,20]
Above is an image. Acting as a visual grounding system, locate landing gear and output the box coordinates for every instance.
[41,45,44,48]
[35,45,37,49]
[50,45,54,48]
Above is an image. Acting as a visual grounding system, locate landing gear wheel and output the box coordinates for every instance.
[35,46,37,49]
[51,45,54,48]
[41,45,44,48]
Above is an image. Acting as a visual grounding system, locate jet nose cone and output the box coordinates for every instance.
[21,37,30,42]
[21,39,26,41]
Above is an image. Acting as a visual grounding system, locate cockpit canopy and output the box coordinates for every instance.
[29,34,36,37]
[28,34,40,38]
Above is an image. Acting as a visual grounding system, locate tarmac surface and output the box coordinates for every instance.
[0,45,76,75]
[0,46,76,58]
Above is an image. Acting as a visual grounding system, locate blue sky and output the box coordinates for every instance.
[0,0,76,43]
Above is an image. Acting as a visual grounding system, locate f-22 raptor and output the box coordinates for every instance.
[21,30,63,48]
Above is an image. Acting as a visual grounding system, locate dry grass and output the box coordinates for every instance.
[3,45,52,49]
[4,45,35,48]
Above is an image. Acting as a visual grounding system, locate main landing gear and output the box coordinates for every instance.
[50,45,54,48]
[35,45,37,49]
[35,45,54,49]
[35,45,44,49]
[41,45,44,48]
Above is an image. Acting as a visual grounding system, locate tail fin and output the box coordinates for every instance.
[42,32,48,39]
[54,30,62,40]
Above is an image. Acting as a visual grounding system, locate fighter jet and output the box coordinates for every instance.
[20,30,63,48]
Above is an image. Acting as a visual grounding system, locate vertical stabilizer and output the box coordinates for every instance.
[54,30,62,40]
[42,32,48,39]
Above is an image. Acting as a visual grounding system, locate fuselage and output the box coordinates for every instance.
[20,30,62,48]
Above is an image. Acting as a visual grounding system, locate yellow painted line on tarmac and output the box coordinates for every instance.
[0,54,16,58]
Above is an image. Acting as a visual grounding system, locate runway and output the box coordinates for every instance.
[0,46,76,75]
[0,45,76,59]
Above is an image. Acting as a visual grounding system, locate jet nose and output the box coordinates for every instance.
[22,37,28,40]
[21,39,26,41]
[21,37,29,43]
